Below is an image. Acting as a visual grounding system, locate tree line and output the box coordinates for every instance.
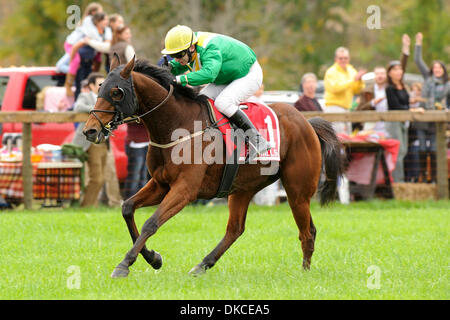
[0,0,448,89]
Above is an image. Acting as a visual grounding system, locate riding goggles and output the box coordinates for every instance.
[169,50,188,59]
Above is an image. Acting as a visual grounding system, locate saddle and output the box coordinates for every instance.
[205,99,280,198]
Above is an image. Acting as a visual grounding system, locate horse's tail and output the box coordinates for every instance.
[308,117,345,206]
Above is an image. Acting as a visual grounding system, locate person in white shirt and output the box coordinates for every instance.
[357,66,389,135]
[108,25,135,65]
[357,34,411,137]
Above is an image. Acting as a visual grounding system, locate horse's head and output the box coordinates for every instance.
[83,53,138,144]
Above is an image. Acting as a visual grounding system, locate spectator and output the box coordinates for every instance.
[385,58,422,183]
[92,12,123,208]
[356,66,388,133]
[357,34,411,135]
[324,46,366,134]
[247,84,265,104]
[294,73,322,112]
[80,79,90,93]
[56,53,70,74]
[57,4,106,75]
[109,25,135,64]
[415,32,450,111]
[81,13,114,57]
[105,25,142,202]
[83,18,125,207]
[108,13,125,33]
[71,72,108,207]
[100,147,123,207]
[81,20,125,207]
[62,2,104,96]
[104,14,125,73]
[323,47,366,204]
[414,32,450,183]
[124,123,150,199]
[409,82,426,108]
[71,12,112,99]
[404,82,425,182]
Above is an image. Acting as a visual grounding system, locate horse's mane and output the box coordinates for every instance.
[133,59,209,106]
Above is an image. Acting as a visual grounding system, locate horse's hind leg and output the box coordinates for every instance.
[287,197,315,270]
[281,167,318,270]
[121,178,168,270]
[189,191,254,276]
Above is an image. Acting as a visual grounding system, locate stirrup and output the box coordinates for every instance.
[254,136,270,154]
[248,134,271,161]
[228,109,271,159]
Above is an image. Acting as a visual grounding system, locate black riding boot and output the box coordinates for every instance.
[229,109,271,158]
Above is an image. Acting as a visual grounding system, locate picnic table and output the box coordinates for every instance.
[0,160,82,206]
[339,134,400,200]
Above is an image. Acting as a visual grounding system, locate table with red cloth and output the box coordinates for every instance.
[338,133,400,199]
[0,161,82,201]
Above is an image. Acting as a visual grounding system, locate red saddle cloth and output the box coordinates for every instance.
[208,99,280,161]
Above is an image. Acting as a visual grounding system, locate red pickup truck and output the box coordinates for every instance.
[0,66,128,181]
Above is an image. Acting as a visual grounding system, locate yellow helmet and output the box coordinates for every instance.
[161,25,198,55]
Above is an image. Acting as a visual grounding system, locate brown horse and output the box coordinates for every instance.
[82,55,343,278]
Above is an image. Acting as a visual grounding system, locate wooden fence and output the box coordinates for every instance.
[0,110,448,209]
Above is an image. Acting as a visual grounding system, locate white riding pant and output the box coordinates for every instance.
[200,60,263,117]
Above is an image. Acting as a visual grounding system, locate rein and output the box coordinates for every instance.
[146,114,229,149]
[148,130,206,149]
[124,84,174,125]
[90,77,225,149]
[90,84,174,137]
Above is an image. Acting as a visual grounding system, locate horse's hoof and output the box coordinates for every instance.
[188,264,206,277]
[302,259,311,271]
[111,266,129,278]
[150,251,163,270]
[142,250,163,270]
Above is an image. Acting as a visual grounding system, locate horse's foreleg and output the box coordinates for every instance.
[189,191,254,276]
[122,178,169,269]
[112,180,193,278]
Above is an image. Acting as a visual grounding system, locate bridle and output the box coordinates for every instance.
[89,81,210,149]
[88,64,212,149]
[89,78,174,138]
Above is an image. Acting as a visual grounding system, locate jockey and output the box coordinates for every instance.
[161,25,270,157]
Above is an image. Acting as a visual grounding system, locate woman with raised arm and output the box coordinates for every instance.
[413,32,449,182]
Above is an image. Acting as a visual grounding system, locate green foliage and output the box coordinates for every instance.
[352,0,450,75]
[0,0,83,66]
[398,0,450,66]
[0,0,448,89]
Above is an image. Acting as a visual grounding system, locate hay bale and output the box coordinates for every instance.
[392,183,438,201]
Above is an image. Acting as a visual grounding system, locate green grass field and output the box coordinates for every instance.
[0,200,448,300]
